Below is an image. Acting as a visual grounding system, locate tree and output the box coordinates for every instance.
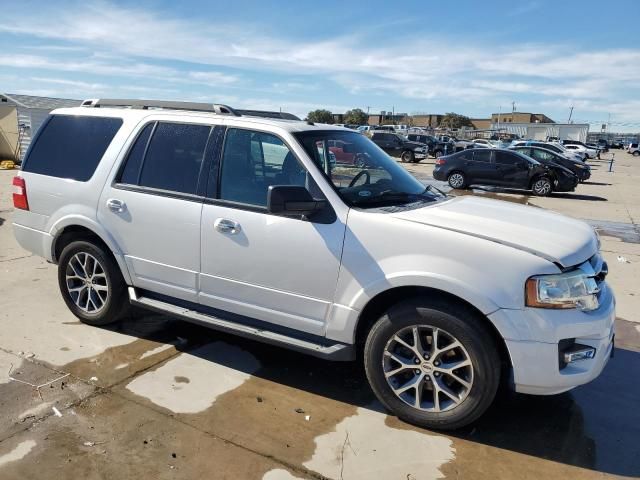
[344,108,368,125]
[306,109,334,124]
[439,112,474,129]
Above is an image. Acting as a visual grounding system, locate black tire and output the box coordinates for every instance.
[364,298,500,430]
[434,150,443,159]
[531,176,552,196]
[447,171,467,189]
[57,240,129,326]
[355,155,367,168]
[401,150,415,163]
[633,151,640,157]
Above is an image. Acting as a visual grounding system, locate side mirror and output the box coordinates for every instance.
[267,185,326,218]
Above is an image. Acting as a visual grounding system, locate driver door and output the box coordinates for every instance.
[199,127,346,335]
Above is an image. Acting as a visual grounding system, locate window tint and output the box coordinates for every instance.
[219,129,308,207]
[532,149,553,161]
[138,122,210,194]
[119,123,154,185]
[473,150,492,163]
[494,151,517,165]
[23,115,122,181]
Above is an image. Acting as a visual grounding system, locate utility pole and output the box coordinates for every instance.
[512,101,516,113]
[567,106,574,123]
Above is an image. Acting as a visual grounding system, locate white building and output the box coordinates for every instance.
[0,94,80,161]
[492,122,590,142]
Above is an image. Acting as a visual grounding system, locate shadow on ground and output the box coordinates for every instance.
[551,192,608,201]
[100,313,640,478]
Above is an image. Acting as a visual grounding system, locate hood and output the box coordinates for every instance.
[404,141,427,149]
[391,196,597,267]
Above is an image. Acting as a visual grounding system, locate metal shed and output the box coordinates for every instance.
[0,93,81,161]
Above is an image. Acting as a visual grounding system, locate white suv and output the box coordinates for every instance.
[12,99,615,430]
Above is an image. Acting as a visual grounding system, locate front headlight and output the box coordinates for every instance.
[525,270,600,311]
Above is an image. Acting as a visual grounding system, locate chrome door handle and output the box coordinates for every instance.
[106,198,126,213]
[214,218,241,234]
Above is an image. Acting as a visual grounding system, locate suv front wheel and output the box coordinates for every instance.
[57,240,129,326]
[364,298,500,430]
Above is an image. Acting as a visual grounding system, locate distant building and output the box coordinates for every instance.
[491,112,555,124]
[470,118,491,130]
[408,114,443,128]
[0,93,81,161]
[493,122,589,142]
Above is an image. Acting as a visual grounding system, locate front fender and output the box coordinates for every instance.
[325,272,501,344]
[350,271,500,314]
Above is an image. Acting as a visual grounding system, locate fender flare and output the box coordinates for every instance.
[49,215,133,284]
[349,272,500,316]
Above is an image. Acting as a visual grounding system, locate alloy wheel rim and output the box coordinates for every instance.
[65,252,109,314]
[382,325,474,412]
[534,179,551,194]
[449,174,464,188]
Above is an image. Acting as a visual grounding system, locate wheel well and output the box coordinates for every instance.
[53,226,111,263]
[529,173,549,188]
[355,286,512,371]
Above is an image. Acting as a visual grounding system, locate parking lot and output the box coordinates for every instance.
[0,151,639,479]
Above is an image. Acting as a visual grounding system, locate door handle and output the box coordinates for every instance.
[214,218,241,234]
[106,198,126,213]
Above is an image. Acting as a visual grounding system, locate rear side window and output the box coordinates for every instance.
[120,123,154,185]
[473,150,492,163]
[23,115,122,181]
[137,122,211,195]
[494,151,517,165]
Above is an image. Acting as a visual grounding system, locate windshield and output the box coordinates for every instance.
[294,130,444,208]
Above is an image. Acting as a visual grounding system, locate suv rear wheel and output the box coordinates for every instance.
[364,298,500,430]
[57,240,129,326]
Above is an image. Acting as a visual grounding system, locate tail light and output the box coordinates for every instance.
[435,158,446,165]
[12,176,29,210]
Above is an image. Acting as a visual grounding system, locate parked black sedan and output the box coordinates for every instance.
[510,146,591,182]
[433,148,578,196]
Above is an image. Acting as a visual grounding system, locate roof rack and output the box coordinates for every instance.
[80,98,301,120]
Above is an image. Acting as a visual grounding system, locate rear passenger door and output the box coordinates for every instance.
[98,121,215,303]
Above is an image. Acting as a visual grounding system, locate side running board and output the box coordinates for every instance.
[128,288,354,361]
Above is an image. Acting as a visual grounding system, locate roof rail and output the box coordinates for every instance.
[80,99,301,120]
[80,98,240,116]
[235,109,301,121]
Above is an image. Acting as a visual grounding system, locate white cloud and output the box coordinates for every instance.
[0,0,638,126]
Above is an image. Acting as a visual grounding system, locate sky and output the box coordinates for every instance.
[1,0,639,132]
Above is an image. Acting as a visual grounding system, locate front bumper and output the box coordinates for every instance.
[489,282,615,395]
[555,175,579,192]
